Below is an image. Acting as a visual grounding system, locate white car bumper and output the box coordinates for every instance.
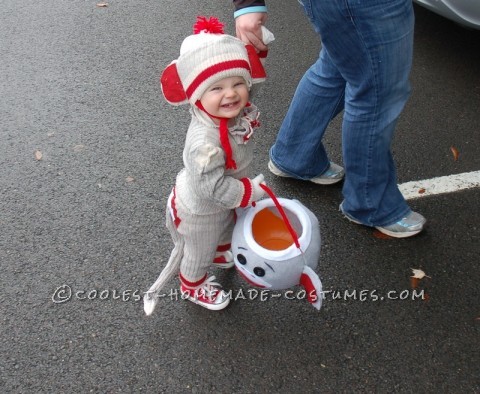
[414,0,480,29]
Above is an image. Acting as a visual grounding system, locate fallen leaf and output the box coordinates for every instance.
[73,144,85,152]
[418,188,426,194]
[96,2,108,7]
[34,150,43,161]
[410,276,419,289]
[373,230,393,239]
[411,268,430,279]
[125,176,135,183]
[450,146,459,161]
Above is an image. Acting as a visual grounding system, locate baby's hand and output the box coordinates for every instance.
[251,174,266,203]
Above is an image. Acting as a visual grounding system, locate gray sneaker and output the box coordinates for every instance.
[340,203,426,238]
[376,211,426,238]
[268,160,344,185]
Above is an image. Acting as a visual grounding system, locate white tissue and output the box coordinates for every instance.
[261,26,275,45]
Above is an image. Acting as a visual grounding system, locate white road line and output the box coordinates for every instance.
[399,170,480,200]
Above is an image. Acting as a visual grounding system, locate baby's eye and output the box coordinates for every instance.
[234,82,245,87]
[210,86,222,91]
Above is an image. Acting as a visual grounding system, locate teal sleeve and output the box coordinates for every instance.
[234,6,268,19]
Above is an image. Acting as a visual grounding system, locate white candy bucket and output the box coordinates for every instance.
[232,185,323,309]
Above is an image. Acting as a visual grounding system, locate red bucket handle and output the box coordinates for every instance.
[259,183,300,249]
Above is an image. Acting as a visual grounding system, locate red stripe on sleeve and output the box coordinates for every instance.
[239,178,252,208]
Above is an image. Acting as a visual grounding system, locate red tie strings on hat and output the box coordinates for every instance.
[195,101,237,170]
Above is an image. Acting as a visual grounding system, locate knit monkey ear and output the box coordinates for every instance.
[160,61,188,105]
[245,44,267,84]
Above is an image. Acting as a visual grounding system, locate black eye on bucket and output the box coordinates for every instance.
[253,267,265,277]
[237,254,247,265]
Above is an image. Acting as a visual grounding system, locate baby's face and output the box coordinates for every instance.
[200,76,249,121]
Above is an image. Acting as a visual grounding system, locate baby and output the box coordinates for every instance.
[144,17,271,314]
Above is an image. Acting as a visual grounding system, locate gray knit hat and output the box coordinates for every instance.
[160,16,266,106]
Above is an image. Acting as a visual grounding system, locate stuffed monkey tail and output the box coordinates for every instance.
[143,210,184,316]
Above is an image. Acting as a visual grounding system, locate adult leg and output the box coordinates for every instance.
[270,44,345,179]
[309,0,415,226]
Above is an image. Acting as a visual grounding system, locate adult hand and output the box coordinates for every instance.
[235,12,268,52]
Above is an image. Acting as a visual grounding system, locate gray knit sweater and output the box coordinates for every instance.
[174,104,260,215]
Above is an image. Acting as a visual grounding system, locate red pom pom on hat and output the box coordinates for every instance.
[193,16,225,34]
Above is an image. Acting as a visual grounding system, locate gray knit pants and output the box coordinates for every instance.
[147,192,235,298]
[145,189,235,297]
[170,190,235,282]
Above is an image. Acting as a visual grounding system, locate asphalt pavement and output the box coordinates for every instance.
[1,1,479,392]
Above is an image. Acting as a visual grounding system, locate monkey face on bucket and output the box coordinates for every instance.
[232,198,323,309]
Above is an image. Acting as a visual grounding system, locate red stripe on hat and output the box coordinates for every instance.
[186,60,250,99]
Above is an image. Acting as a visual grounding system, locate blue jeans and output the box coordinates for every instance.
[270,0,414,227]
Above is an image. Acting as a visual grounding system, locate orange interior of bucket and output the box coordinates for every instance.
[252,208,294,251]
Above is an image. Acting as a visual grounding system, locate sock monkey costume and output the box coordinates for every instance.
[144,17,269,314]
